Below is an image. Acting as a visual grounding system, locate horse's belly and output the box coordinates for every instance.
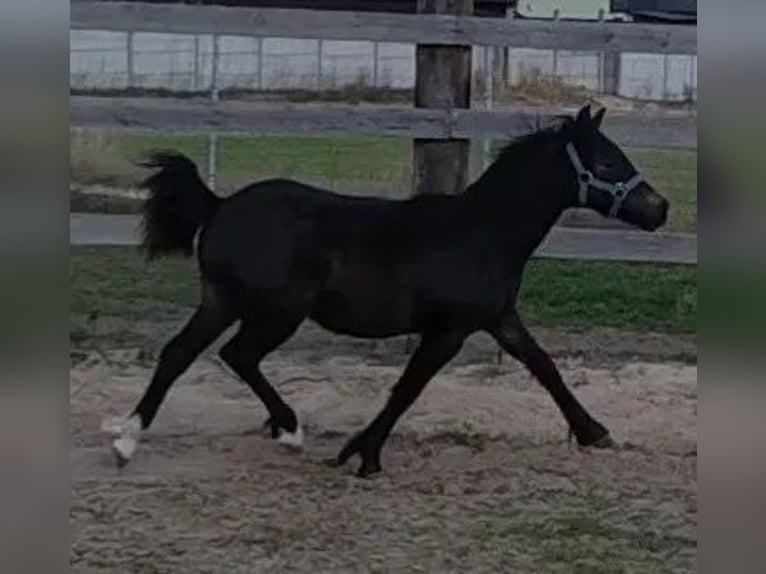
[310,278,415,338]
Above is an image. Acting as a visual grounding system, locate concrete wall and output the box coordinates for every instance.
[70,29,695,101]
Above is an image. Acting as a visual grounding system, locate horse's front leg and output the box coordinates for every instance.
[489,310,614,448]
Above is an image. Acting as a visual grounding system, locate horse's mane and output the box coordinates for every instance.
[494,114,574,162]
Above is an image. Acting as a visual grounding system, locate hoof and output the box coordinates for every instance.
[574,432,619,452]
[589,433,618,449]
[104,414,142,467]
[356,461,382,479]
[571,420,616,451]
[324,457,343,468]
[112,437,136,469]
[332,429,383,476]
[262,418,280,439]
[325,455,381,477]
[277,423,304,451]
[113,446,129,469]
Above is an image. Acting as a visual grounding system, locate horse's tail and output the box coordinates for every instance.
[137,151,221,259]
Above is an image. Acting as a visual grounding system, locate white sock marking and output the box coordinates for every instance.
[113,436,138,461]
[277,423,304,449]
[103,414,142,462]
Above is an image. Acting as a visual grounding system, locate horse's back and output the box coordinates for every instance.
[198,179,409,297]
[197,178,478,332]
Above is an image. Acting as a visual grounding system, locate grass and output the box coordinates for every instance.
[476,516,669,574]
[70,128,412,197]
[70,247,696,348]
[519,260,696,333]
[70,128,697,231]
[72,85,413,105]
[494,75,593,106]
[628,147,697,232]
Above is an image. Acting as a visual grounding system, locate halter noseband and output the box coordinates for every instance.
[565,142,644,218]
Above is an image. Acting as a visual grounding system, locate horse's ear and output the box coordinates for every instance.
[575,105,592,126]
[592,107,606,129]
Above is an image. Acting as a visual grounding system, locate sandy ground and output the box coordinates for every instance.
[70,325,696,573]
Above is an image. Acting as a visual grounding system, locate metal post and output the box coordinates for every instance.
[598,51,604,94]
[662,54,669,101]
[552,9,560,80]
[372,41,379,88]
[597,9,605,94]
[126,30,134,88]
[193,34,200,91]
[208,134,219,191]
[317,39,323,89]
[208,34,220,191]
[482,46,494,172]
[504,7,514,86]
[688,55,695,101]
[210,34,220,98]
[257,37,264,90]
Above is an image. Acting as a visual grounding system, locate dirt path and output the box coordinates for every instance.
[71,330,696,573]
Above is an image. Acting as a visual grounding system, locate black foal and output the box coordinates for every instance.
[107,105,668,476]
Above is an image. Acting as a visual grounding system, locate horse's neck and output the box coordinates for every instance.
[465,152,572,257]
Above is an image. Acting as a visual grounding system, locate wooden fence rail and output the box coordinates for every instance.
[71,2,697,55]
[70,96,698,150]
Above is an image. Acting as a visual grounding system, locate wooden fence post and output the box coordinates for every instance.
[413,0,474,196]
[407,0,473,353]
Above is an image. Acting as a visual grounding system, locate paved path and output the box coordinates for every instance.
[70,213,697,264]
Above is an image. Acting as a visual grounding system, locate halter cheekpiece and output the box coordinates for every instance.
[565,142,644,218]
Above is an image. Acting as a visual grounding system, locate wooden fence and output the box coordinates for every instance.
[70,1,697,199]
[70,2,696,54]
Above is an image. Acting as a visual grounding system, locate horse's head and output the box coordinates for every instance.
[566,105,669,231]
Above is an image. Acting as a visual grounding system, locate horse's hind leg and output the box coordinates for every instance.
[218,316,305,447]
[107,283,233,467]
[332,330,465,477]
